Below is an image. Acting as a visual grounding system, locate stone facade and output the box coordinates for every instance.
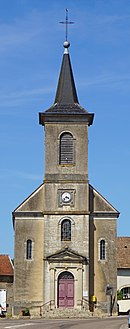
[14,217,44,312]
[12,39,119,316]
[44,213,89,308]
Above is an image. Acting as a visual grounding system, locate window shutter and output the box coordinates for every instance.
[60,132,74,164]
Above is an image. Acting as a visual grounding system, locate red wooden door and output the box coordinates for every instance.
[59,280,66,307]
[58,272,74,308]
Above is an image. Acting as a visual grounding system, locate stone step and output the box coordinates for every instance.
[40,307,101,318]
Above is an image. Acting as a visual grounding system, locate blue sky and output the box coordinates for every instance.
[0,0,130,258]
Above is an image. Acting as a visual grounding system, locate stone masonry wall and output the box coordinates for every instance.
[14,218,44,310]
[44,214,89,305]
[94,218,117,304]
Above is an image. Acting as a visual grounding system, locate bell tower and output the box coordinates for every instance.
[39,39,94,214]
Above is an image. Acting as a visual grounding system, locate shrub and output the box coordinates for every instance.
[117,290,123,300]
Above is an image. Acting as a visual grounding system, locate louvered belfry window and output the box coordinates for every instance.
[60,132,74,164]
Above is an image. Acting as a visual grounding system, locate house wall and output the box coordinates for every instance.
[117,269,130,290]
[0,276,13,316]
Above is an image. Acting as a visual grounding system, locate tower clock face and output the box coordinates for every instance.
[61,192,71,203]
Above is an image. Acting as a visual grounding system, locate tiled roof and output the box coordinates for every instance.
[39,44,94,126]
[0,255,14,276]
[45,103,88,114]
[117,237,130,268]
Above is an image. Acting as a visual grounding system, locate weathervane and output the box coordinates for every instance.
[60,9,74,41]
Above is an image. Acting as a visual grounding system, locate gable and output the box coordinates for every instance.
[89,184,119,216]
[13,183,44,213]
[47,247,87,263]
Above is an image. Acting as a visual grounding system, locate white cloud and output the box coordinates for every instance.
[0,86,54,109]
[0,169,42,181]
[74,10,130,43]
[0,9,55,53]
[79,72,130,90]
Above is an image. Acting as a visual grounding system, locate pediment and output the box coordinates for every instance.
[13,183,44,212]
[89,184,119,216]
[47,247,87,263]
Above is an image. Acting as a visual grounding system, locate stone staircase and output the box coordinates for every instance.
[40,307,104,319]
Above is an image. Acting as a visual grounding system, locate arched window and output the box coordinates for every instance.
[59,132,74,164]
[58,271,74,280]
[26,239,32,260]
[61,219,71,241]
[100,239,105,260]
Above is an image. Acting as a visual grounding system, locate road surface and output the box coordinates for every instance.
[0,316,128,329]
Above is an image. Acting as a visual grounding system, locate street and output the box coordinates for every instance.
[0,317,128,329]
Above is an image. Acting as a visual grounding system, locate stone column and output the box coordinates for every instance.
[49,266,55,309]
[76,266,83,307]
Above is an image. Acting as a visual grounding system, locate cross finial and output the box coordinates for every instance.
[60,9,74,42]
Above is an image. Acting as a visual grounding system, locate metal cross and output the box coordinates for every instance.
[60,9,74,41]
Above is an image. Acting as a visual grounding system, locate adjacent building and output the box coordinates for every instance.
[117,237,130,314]
[0,255,13,315]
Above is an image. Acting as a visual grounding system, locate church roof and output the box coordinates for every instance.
[0,255,13,276]
[45,49,86,114]
[12,182,119,222]
[12,183,44,225]
[54,48,79,107]
[39,41,94,125]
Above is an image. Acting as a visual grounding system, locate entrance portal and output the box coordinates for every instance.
[58,271,74,308]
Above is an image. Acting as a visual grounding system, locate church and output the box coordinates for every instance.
[12,30,119,316]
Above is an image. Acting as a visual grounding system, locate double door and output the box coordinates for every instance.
[58,276,74,308]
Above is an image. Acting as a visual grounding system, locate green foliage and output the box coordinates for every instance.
[117,290,123,300]
[22,308,30,316]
